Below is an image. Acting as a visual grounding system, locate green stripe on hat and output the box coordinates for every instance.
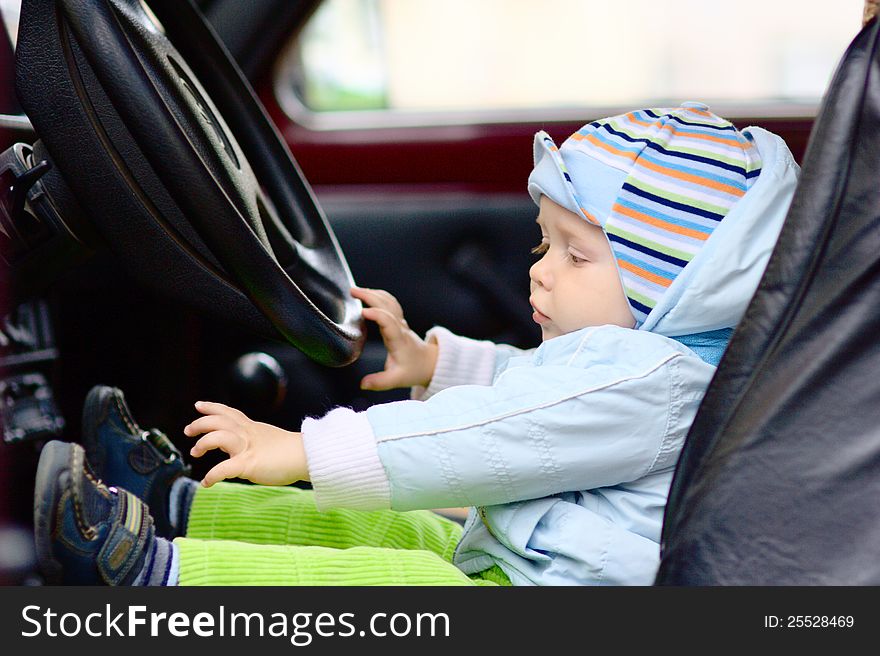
[605,224,696,262]
[626,179,733,215]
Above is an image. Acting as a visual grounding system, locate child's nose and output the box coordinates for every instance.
[529,256,551,289]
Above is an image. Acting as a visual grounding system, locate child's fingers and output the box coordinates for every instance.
[201,458,245,488]
[352,286,391,313]
[194,400,248,420]
[361,307,405,347]
[360,370,401,391]
[190,431,239,458]
[184,414,237,438]
[350,286,383,306]
[351,287,404,319]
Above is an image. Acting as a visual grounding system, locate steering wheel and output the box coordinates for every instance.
[14,0,365,366]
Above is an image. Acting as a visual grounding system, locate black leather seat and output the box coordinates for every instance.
[657,15,880,584]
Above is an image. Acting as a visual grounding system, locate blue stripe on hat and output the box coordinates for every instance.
[615,250,682,279]
[643,109,738,132]
[628,297,653,316]
[621,183,727,222]
[578,127,647,157]
[615,197,717,235]
[636,150,750,192]
[598,123,755,177]
[606,231,690,268]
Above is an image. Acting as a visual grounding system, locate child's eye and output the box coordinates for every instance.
[567,250,587,264]
[531,242,549,256]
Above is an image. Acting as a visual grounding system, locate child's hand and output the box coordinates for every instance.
[351,286,439,391]
[183,401,309,488]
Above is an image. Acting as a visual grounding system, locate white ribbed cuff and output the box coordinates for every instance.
[301,407,392,511]
[411,327,498,400]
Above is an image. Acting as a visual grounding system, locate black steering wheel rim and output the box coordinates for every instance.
[14,0,365,366]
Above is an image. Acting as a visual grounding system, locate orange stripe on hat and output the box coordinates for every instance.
[636,157,746,197]
[577,133,639,163]
[580,207,602,225]
[613,202,711,241]
[623,112,655,127]
[579,118,749,153]
[617,258,674,287]
[665,126,753,149]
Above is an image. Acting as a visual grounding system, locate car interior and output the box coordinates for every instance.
[0,0,878,585]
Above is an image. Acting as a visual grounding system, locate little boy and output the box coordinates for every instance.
[34,103,800,586]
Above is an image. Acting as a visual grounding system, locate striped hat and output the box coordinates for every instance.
[527,102,762,327]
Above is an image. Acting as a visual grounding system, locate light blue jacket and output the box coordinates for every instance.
[302,127,800,585]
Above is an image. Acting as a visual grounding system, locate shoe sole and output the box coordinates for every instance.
[33,440,75,585]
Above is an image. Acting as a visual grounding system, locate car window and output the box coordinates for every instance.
[0,0,18,48]
[275,0,866,128]
[0,0,20,115]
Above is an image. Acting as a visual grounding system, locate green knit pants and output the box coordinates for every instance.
[174,482,510,586]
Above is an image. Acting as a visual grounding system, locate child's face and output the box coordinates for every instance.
[529,197,634,340]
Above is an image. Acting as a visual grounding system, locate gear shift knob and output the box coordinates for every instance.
[228,352,288,415]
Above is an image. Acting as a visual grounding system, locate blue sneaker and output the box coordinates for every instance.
[33,440,154,585]
[81,385,190,538]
